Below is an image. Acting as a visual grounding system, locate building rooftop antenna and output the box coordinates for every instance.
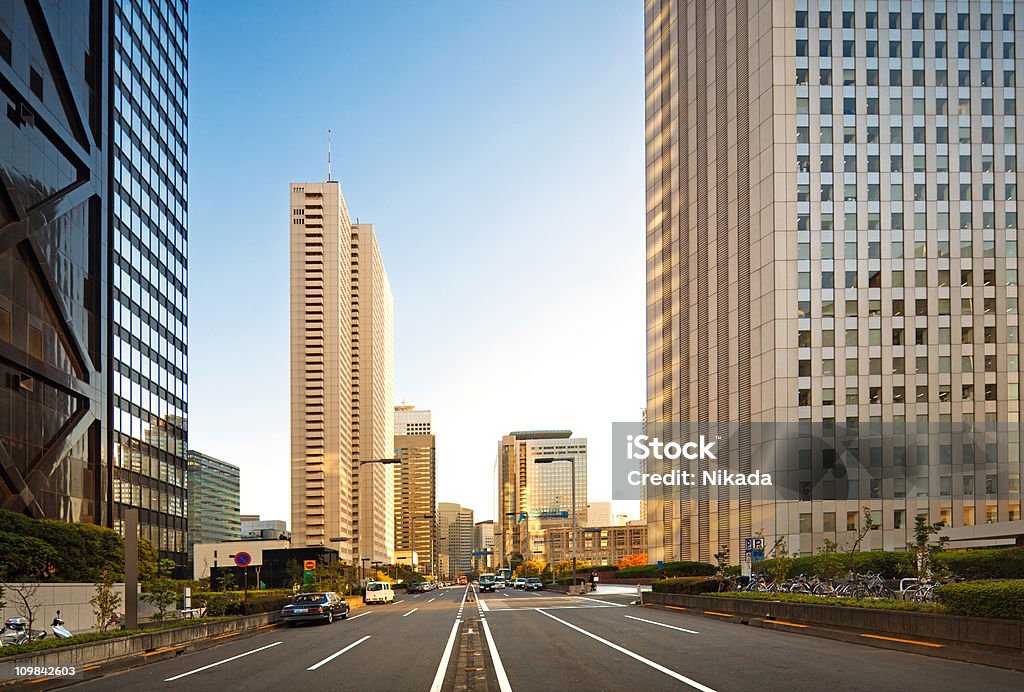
[327,128,332,182]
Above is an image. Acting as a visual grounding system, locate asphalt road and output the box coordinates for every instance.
[61,586,1023,692]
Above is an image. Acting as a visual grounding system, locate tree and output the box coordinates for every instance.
[766,537,793,585]
[513,560,545,578]
[508,552,525,575]
[616,553,648,569]
[4,581,41,636]
[816,538,845,581]
[907,515,949,580]
[141,559,177,621]
[90,569,121,632]
[847,506,877,555]
[0,532,58,580]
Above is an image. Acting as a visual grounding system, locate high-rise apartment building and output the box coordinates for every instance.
[350,223,395,565]
[473,519,495,571]
[644,0,1024,564]
[186,451,241,562]
[0,0,189,566]
[495,431,587,568]
[437,501,474,579]
[290,181,353,558]
[394,405,437,573]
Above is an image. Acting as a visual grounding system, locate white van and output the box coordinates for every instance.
[364,581,395,604]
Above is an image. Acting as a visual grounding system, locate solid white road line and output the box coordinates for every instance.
[480,599,490,612]
[576,596,627,607]
[480,614,512,692]
[306,635,371,671]
[429,586,470,692]
[536,610,717,692]
[403,608,419,617]
[625,615,699,634]
[164,641,284,681]
[347,612,370,620]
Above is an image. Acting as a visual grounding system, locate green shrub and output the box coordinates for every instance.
[933,548,1024,581]
[617,561,715,579]
[0,509,158,583]
[934,580,1024,620]
[652,577,731,594]
[757,551,915,580]
[192,590,294,616]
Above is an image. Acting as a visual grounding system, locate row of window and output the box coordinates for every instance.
[798,38,1016,60]
[798,66,1016,87]
[797,505,1022,536]
[799,383,1019,406]
[800,354,1018,378]
[797,9,1016,32]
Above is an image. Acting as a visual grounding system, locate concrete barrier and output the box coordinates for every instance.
[644,592,1024,651]
[0,611,279,680]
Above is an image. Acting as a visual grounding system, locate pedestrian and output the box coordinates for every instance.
[590,571,598,592]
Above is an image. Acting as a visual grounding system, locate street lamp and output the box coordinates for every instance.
[534,456,578,593]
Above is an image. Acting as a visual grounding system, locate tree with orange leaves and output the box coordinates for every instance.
[616,553,648,569]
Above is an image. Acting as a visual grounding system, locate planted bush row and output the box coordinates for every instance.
[755,547,1024,581]
[651,577,731,594]
[617,561,716,579]
[934,580,1024,620]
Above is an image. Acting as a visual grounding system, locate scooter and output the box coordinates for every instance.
[51,610,72,639]
[1,617,47,646]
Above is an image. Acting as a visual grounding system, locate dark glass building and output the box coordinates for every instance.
[0,0,188,567]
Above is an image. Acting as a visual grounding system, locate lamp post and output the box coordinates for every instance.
[356,458,402,575]
[534,456,578,593]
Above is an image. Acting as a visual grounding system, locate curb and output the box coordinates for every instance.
[643,602,1024,672]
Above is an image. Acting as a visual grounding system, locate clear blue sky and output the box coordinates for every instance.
[187,1,646,524]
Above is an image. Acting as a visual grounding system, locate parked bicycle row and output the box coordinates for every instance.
[737,572,959,602]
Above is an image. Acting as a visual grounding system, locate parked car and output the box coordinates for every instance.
[408,582,428,594]
[279,592,350,626]
[364,581,396,604]
[513,578,527,589]
[525,578,542,591]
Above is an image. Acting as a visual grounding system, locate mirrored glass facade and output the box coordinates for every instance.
[0,0,188,568]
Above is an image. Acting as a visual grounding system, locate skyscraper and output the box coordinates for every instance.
[473,519,495,571]
[186,451,241,562]
[495,431,587,569]
[437,501,474,579]
[290,181,353,558]
[350,223,395,565]
[644,1,1024,564]
[0,0,188,566]
[394,405,437,573]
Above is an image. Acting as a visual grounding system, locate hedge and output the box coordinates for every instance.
[756,551,916,580]
[617,561,716,579]
[934,580,1024,620]
[651,577,731,594]
[190,590,294,616]
[755,548,1024,581]
[933,548,1024,581]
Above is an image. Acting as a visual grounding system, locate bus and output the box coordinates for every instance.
[497,568,512,582]
[458,575,468,585]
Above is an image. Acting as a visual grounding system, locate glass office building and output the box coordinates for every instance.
[187,451,241,563]
[0,0,188,568]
